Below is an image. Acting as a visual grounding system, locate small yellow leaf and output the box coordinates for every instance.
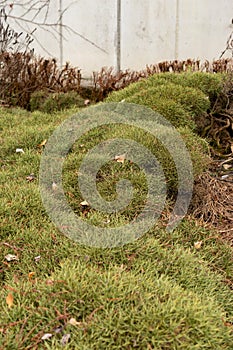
[194,241,202,250]
[38,139,47,148]
[115,153,126,163]
[28,272,36,279]
[6,293,14,308]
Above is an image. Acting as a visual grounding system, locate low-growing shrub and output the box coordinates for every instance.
[106,72,221,108]
[0,52,82,109]
[30,90,85,112]
[29,90,48,111]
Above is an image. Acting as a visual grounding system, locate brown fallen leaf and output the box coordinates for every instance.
[46,279,54,285]
[6,293,14,308]
[80,200,89,206]
[67,191,74,198]
[68,317,82,326]
[26,173,35,182]
[52,182,57,191]
[38,139,47,148]
[194,241,202,250]
[5,254,19,262]
[115,153,126,163]
[61,333,70,346]
[28,272,36,279]
[222,317,233,327]
[41,333,53,340]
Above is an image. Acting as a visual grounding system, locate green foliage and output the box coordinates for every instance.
[106,72,223,104]
[29,90,48,111]
[143,83,210,117]
[30,90,85,113]
[106,74,215,131]
[62,121,209,227]
[1,256,232,349]
[152,72,224,100]
[108,82,210,118]
[178,126,210,176]
[0,107,231,349]
[124,90,195,129]
[105,78,158,103]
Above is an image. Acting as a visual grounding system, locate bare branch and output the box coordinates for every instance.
[63,25,108,54]
[219,31,233,58]
[3,1,108,55]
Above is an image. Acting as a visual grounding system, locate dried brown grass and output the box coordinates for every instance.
[93,58,233,101]
[190,171,233,245]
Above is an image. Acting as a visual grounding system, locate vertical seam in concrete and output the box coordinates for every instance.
[116,0,121,72]
[175,0,180,59]
[59,0,63,68]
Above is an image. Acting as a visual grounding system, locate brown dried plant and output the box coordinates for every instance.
[0,52,81,109]
[93,59,233,101]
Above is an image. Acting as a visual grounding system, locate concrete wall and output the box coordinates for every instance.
[8,0,233,76]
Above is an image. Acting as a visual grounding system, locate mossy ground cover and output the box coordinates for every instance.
[1,74,233,349]
[106,72,223,131]
[29,91,85,113]
[106,72,223,103]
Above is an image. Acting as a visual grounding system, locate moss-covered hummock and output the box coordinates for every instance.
[0,73,231,349]
[106,72,223,130]
[30,90,85,113]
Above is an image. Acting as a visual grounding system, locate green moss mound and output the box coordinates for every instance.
[106,72,223,103]
[3,256,231,349]
[1,106,232,349]
[30,90,84,113]
[149,71,224,100]
[123,89,195,129]
[140,83,210,116]
[63,115,210,208]
[106,73,217,130]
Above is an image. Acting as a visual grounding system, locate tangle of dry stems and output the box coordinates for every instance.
[190,171,233,244]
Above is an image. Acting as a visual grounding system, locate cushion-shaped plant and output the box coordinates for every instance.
[30,91,84,113]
